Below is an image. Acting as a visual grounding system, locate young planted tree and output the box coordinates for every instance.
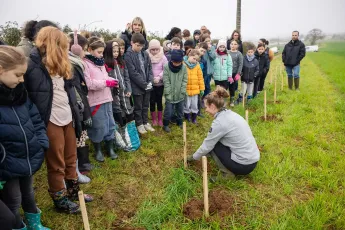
[0,21,21,46]
[306,28,325,45]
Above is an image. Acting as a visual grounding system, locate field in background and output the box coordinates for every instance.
[33,42,345,230]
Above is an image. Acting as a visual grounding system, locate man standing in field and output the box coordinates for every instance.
[282,31,306,90]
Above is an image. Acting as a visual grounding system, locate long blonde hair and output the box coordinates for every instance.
[132,17,147,36]
[35,26,72,79]
[0,46,26,71]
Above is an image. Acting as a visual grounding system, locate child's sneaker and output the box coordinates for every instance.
[144,123,155,132]
[230,97,235,107]
[137,125,147,134]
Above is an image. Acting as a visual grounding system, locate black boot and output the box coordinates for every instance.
[92,142,104,162]
[105,140,118,159]
[176,119,183,129]
[65,179,94,203]
[77,145,92,173]
[49,189,80,214]
[288,78,293,90]
[184,113,191,122]
[191,113,198,124]
[294,78,300,90]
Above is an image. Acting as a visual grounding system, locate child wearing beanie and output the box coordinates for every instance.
[148,39,168,126]
[162,49,188,132]
[213,40,233,90]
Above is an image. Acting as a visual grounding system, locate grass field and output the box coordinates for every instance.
[33,41,345,230]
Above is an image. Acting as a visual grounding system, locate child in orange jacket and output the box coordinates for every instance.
[183,49,205,124]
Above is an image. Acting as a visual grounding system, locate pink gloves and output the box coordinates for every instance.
[106,79,119,88]
[228,77,234,84]
[234,73,240,81]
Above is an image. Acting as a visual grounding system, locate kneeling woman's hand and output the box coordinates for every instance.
[187,155,195,162]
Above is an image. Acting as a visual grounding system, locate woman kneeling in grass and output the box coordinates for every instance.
[187,86,260,180]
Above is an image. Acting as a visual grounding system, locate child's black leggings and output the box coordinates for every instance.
[150,86,164,112]
[0,176,37,228]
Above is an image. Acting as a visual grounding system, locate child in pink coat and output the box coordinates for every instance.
[83,37,119,162]
[148,39,168,126]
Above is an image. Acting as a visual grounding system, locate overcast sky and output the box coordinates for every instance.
[1,0,344,41]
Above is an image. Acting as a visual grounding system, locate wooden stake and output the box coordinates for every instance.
[78,191,90,230]
[245,110,249,123]
[242,94,245,108]
[281,65,284,91]
[274,76,277,104]
[183,122,187,169]
[264,90,267,121]
[269,71,272,84]
[202,156,209,218]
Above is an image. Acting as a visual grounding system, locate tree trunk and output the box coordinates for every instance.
[236,0,242,33]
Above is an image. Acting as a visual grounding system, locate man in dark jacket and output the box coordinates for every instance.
[124,33,154,134]
[282,31,306,90]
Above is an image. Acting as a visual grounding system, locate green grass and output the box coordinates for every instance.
[33,42,345,229]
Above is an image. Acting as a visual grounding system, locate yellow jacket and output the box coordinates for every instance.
[184,62,205,96]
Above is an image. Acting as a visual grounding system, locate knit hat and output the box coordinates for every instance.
[184,39,195,49]
[149,39,161,50]
[217,40,227,49]
[170,49,184,62]
[193,30,201,35]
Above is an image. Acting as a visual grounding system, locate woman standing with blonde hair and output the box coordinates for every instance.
[120,17,148,52]
[24,26,93,214]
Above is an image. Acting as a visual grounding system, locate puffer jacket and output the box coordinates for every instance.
[184,60,205,96]
[213,53,233,81]
[163,63,188,103]
[83,58,114,107]
[254,51,270,76]
[241,55,259,83]
[150,52,168,87]
[0,83,48,180]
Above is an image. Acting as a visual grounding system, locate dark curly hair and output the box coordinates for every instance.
[22,20,59,41]
[165,27,182,40]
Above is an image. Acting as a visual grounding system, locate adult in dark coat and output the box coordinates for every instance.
[120,17,149,53]
[282,31,306,90]
[226,30,243,54]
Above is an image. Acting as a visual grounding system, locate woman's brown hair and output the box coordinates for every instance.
[0,46,26,71]
[205,86,230,109]
[35,26,72,79]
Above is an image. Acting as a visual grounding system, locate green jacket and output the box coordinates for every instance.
[212,53,233,81]
[163,64,188,103]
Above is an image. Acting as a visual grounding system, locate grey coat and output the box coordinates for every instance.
[124,47,153,95]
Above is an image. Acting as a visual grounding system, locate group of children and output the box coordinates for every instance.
[0,17,274,230]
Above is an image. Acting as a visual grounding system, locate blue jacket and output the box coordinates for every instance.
[199,56,207,78]
[0,84,48,180]
[212,53,233,81]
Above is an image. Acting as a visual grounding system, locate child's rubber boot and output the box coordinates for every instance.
[92,142,104,162]
[49,189,80,214]
[157,111,163,127]
[65,179,94,203]
[25,208,50,230]
[105,140,118,159]
[151,112,158,126]
[191,113,198,124]
[184,113,191,122]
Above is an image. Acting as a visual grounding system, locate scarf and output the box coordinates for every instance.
[183,56,197,69]
[85,54,105,66]
[216,50,227,55]
[69,52,85,71]
[148,47,164,64]
[168,61,182,73]
[246,54,255,62]
[0,83,27,106]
